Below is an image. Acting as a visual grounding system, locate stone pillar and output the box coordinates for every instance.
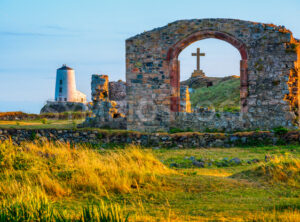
[180,86,192,113]
[91,75,109,103]
[170,59,180,112]
[240,60,248,113]
[296,42,300,126]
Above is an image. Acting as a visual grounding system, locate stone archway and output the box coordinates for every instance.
[126,19,300,132]
[166,30,248,113]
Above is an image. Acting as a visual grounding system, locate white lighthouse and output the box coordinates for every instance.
[54,64,87,103]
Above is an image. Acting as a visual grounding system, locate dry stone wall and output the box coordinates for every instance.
[126,19,300,132]
[2,128,300,148]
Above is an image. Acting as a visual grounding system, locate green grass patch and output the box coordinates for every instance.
[0,119,85,129]
[191,77,240,110]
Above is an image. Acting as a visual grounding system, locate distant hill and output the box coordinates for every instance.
[183,76,240,111]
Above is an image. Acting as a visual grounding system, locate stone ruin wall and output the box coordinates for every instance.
[79,19,300,133]
[126,19,300,132]
[109,81,127,115]
[175,35,300,132]
[81,75,127,129]
[170,111,242,132]
[283,37,300,126]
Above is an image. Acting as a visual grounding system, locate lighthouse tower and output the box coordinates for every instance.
[54,64,86,103]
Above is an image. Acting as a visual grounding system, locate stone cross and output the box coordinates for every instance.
[192,48,205,71]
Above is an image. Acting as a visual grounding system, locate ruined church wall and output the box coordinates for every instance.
[80,75,126,129]
[296,39,300,124]
[126,19,299,132]
[173,111,242,132]
[109,81,127,115]
[295,39,300,125]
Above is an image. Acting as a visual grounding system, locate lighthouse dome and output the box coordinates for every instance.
[57,64,73,71]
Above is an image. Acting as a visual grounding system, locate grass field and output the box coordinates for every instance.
[191,77,240,111]
[0,140,299,221]
[0,119,85,129]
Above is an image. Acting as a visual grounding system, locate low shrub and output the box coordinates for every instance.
[222,106,240,112]
[169,127,193,134]
[273,126,289,136]
[41,118,48,124]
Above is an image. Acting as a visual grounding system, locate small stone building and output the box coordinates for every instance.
[126,19,300,132]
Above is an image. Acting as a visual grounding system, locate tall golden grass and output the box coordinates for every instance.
[0,191,130,221]
[259,155,300,186]
[0,140,172,200]
[246,210,300,222]
[233,154,300,188]
[0,140,174,221]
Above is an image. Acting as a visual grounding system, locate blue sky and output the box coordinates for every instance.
[0,0,299,113]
